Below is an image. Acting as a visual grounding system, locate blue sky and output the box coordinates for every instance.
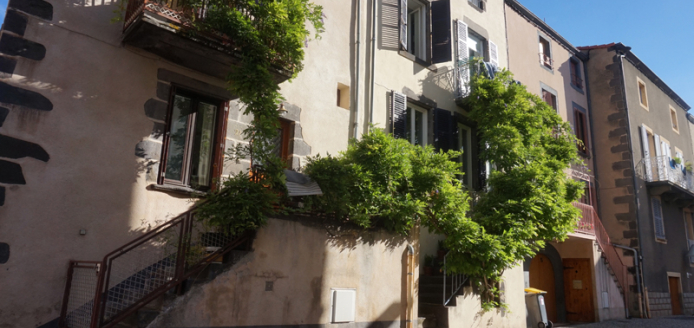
[518,0,694,109]
[0,0,691,107]
[0,0,6,23]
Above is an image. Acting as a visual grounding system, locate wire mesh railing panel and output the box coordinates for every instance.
[184,214,240,273]
[573,202,596,235]
[62,262,100,328]
[101,220,183,323]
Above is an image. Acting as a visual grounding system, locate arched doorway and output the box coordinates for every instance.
[530,254,557,323]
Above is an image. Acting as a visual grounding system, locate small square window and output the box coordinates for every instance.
[670,107,679,133]
[161,88,226,190]
[337,83,350,110]
[539,36,552,69]
[637,79,649,109]
[468,0,485,11]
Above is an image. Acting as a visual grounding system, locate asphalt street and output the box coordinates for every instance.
[573,316,694,327]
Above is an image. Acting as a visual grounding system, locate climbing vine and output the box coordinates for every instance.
[304,69,584,310]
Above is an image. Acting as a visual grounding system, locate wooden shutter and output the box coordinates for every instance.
[400,0,407,50]
[640,125,652,181]
[430,0,451,64]
[392,91,407,139]
[652,197,666,239]
[489,40,499,67]
[434,108,455,151]
[455,20,469,97]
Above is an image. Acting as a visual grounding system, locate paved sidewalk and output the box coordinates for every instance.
[572,316,694,327]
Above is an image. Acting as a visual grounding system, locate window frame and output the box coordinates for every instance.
[158,86,228,191]
[402,0,430,63]
[406,101,429,146]
[468,0,485,11]
[541,83,558,111]
[670,106,679,134]
[538,34,553,71]
[569,58,584,91]
[637,77,649,110]
[467,29,487,61]
[651,196,667,243]
[573,103,589,155]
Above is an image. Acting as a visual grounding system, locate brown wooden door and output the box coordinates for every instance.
[563,258,595,322]
[530,254,557,323]
[669,276,683,315]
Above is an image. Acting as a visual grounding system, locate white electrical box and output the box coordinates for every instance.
[601,291,610,309]
[331,289,356,323]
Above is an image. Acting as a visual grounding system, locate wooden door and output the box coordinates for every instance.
[563,258,595,322]
[669,276,683,315]
[530,254,557,323]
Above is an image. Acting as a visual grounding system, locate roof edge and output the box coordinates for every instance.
[603,43,690,111]
[504,0,583,59]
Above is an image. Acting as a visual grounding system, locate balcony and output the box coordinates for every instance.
[122,0,291,82]
[430,60,497,108]
[539,53,553,70]
[636,156,694,201]
[573,202,597,237]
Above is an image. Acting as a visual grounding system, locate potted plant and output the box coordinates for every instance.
[437,240,447,260]
[686,161,693,174]
[424,255,435,276]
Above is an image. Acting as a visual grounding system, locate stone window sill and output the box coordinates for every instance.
[398,50,438,72]
[147,183,207,197]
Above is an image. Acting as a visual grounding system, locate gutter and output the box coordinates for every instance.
[353,0,362,139]
[368,0,377,128]
[617,52,649,318]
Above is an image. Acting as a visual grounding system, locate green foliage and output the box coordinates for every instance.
[182,0,323,228]
[445,69,584,305]
[304,128,473,236]
[196,172,279,234]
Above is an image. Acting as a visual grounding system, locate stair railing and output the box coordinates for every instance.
[59,207,252,328]
[442,252,467,306]
[590,207,630,308]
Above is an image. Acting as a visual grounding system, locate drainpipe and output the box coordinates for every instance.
[353,0,362,139]
[613,244,643,319]
[617,51,649,318]
[406,244,415,328]
[368,0,377,128]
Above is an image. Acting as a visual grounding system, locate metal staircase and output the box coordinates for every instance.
[59,207,253,328]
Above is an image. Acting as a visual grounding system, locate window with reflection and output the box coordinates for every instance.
[161,88,225,190]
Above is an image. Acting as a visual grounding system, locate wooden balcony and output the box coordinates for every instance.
[122,0,291,82]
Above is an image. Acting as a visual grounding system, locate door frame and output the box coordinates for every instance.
[667,272,683,315]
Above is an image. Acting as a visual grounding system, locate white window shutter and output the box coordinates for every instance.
[489,40,499,67]
[456,20,469,97]
[392,91,407,139]
[652,198,665,239]
[640,125,652,181]
[400,0,407,50]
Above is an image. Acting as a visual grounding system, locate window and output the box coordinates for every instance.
[337,83,350,110]
[539,35,552,69]
[637,78,649,109]
[574,106,589,154]
[670,106,679,133]
[651,197,666,241]
[458,123,473,188]
[406,102,428,146]
[578,181,595,205]
[468,31,486,60]
[542,88,557,110]
[570,58,583,90]
[468,0,485,11]
[161,88,225,190]
[684,211,694,258]
[406,0,427,60]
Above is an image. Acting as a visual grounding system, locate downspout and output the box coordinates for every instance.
[353,0,362,139]
[617,51,649,318]
[368,0,377,128]
[406,244,415,328]
[613,244,643,318]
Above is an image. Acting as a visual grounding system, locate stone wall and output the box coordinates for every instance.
[683,292,694,315]
[647,291,672,318]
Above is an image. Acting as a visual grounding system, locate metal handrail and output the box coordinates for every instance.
[591,208,629,307]
[59,205,252,328]
[572,202,596,235]
[442,252,467,306]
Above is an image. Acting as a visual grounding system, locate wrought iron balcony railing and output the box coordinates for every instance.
[636,155,693,192]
